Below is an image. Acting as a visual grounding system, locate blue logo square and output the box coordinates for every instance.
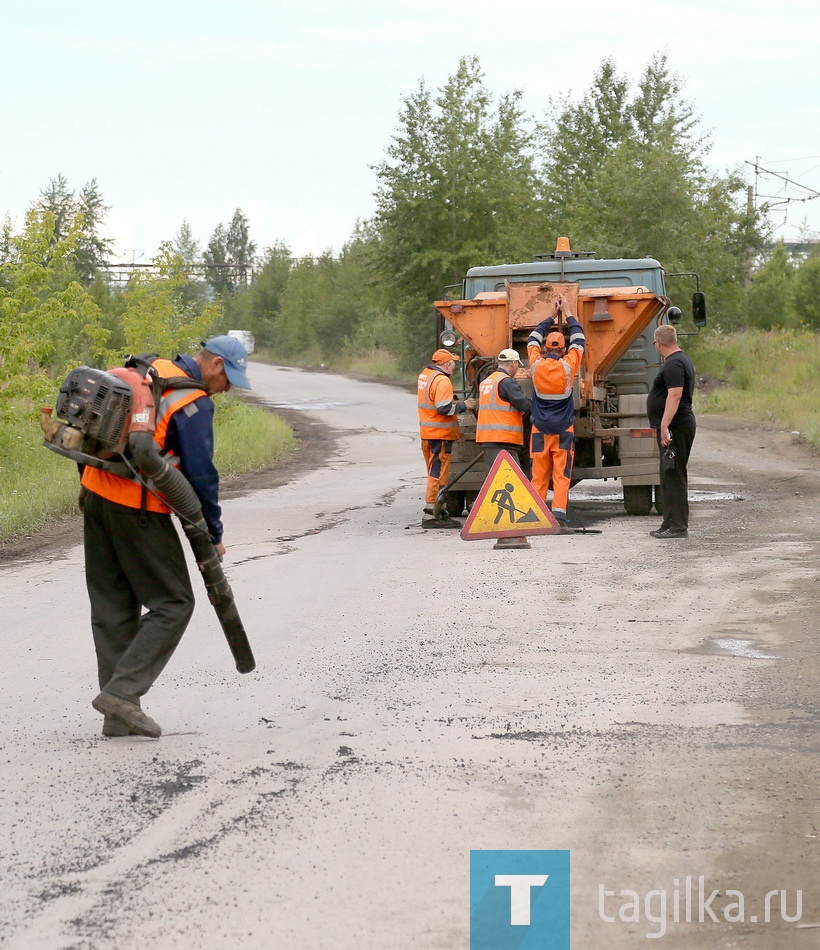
[470,850,570,949]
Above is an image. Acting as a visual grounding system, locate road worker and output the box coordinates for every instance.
[417,348,468,528]
[527,296,586,531]
[82,336,251,738]
[476,348,532,477]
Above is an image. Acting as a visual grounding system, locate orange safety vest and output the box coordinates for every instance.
[82,359,206,513]
[527,344,582,401]
[417,367,460,441]
[476,371,524,445]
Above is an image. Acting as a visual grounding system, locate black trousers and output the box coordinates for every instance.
[657,427,696,532]
[83,491,195,700]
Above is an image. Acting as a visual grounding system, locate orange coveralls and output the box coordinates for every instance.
[417,366,461,505]
[527,328,584,517]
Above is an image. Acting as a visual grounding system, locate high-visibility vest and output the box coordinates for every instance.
[417,367,460,441]
[476,371,524,445]
[82,359,206,513]
[527,345,582,402]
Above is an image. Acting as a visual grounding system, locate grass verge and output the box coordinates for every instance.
[688,328,820,451]
[0,396,294,543]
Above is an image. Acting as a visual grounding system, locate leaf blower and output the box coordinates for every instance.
[41,361,256,674]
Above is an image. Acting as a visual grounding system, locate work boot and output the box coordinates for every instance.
[102,716,134,737]
[92,691,161,739]
[102,695,143,736]
[554,515,575,535]
[652,528,689,539]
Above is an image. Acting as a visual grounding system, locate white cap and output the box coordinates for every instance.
[497,348,522,363]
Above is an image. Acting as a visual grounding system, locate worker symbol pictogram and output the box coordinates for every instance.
[461,451,561,541]
[490,483,542,526]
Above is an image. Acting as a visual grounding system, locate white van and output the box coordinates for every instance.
[227,330,255,356]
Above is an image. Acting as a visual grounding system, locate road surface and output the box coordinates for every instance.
[1,363,818,949]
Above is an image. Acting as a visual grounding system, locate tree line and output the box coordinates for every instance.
[2,53,819,418]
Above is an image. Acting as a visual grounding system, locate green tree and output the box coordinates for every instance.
[227,240,292,346]
[173,220,201,264]
[226,209,256,272]
[790,251,820,329]
[274,256,323,355]
[204,210,256,296]
[372,55,540,366]
[542,54,762,325]
[203,222,230,296]
[33,175,113,282]
[121,242,222,356]
[541,59,630,224]
[743,243,796,328]
[0,210,110,417]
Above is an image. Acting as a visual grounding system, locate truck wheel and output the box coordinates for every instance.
[465,491,479,512]
[653,485,664,515]
[623,485,653,516]
[445,491,466,518]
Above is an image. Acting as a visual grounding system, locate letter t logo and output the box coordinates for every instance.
[494,874,549,925]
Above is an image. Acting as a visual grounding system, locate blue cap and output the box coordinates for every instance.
[202,335,252,390]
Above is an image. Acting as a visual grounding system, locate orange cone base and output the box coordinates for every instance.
[493,536,531,551]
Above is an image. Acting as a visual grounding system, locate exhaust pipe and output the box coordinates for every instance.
[129,431,256,673]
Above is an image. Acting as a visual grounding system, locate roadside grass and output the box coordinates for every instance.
[0,397,294,543]
[688,328,820,451]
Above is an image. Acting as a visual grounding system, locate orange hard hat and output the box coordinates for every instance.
[545,331,565,349]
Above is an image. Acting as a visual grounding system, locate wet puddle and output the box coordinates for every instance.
[570,489,743,503]
[263,399,350,411]
[689,635,777,659]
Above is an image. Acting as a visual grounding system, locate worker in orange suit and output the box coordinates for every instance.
[417,348,468,528]
[527,295,586,531]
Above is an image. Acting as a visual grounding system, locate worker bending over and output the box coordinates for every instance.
[527,296,586,530]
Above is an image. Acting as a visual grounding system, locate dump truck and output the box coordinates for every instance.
[433,237,706,517]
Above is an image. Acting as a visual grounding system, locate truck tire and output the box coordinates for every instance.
[623,485,653,516]
[653,485,664,515]
[445,491,466,518]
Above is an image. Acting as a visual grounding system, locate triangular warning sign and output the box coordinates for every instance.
[460,450,561,541]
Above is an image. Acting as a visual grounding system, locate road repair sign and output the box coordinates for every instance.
[460,450,560,541]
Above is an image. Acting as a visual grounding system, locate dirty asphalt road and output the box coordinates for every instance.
[1,363,818,949]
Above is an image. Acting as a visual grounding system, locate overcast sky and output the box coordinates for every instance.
[3,0,819,264]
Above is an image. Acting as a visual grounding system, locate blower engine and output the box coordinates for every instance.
[41,362,256,674]
[42,365,154,471]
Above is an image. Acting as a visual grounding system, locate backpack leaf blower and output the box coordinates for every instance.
[41,363,256,674]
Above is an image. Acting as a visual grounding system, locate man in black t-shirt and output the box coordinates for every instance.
[646,325,696,538]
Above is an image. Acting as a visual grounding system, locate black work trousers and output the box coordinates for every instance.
[657,427,696,532]
[83,491,195,700]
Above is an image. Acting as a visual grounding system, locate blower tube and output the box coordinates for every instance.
[129,431,256,673]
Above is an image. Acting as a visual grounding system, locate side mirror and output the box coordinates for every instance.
[692,292,707,327]
[667,306,682,325]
